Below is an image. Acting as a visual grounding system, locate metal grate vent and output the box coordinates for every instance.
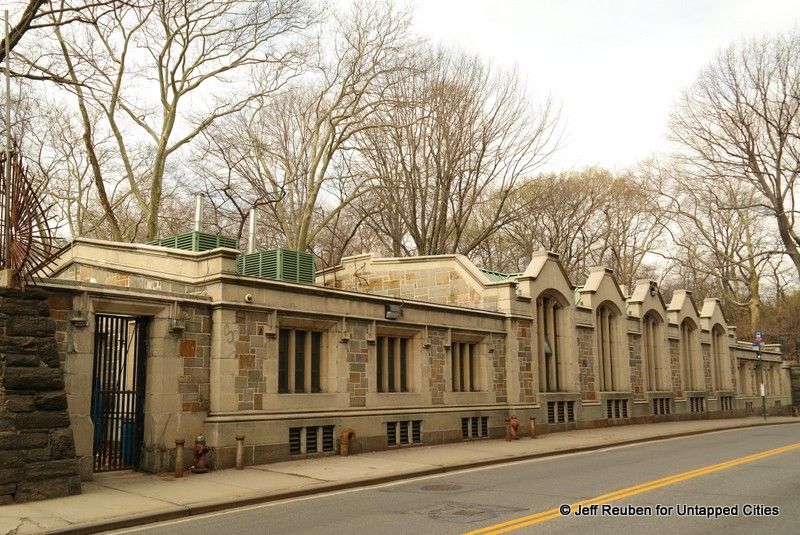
[548,401,576,423]
[412,420,422,443]
[387,421,397,445]
[461,417,469,439]
[322,426,334,451]
[306,426,318,453]
[149,231,238,252]
[480,416,488,437]
[289,427,302,455]
[606,399,629,419]
[236,249,316,283]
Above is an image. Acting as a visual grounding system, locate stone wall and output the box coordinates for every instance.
[628,333,643,399]
[233,310,269,411]
[669,338,682,396]
[577,325,595,400]
[427,328,447,405]
[179,305,212,412]
[517,320,535,403]
[346,320,369,407]
[325,264,498,310]
[490,334,507,403]
[0,288,80,503]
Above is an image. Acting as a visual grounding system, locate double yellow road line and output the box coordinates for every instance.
[465,441,800,535]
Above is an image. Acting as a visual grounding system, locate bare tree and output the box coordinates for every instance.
[20,0,315,241]
[357,48,559,256]
[653,160,780,332]
[670,31,800,279]
[196,1,415,252]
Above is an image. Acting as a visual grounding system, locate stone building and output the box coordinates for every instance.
[42,238,791,479]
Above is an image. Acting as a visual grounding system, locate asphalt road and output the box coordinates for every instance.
[112,424,800,535]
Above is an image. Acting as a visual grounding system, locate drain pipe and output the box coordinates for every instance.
[247,209,256,254]
[193,192,204,232]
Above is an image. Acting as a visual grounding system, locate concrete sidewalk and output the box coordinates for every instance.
[2,416,798,535]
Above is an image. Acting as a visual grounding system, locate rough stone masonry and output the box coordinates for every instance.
[0,287,80,503]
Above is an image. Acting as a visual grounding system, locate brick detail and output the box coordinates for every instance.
[517,320,535,403]
[231,310,268,411]
[490,334,507,403]
[669,338,682,396]
[346,321,369,407]
[628,333,644,399]
[577,326,595,400]
[427,328,446,405]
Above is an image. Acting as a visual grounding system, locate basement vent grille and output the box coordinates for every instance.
[652,397,671,416]
[606,399,629,419]
[689,396,705,413]
[289,425,335,455]
[461,416,489,440]
[322,425,334,451]
[148,231,238,252]
[387,420,422,447]
[289,427,302,455]
[236,249,316,284]
[720,396,734,411]
[547,401,576,424]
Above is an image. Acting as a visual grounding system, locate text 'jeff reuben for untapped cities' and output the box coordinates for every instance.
[567,504,780,518]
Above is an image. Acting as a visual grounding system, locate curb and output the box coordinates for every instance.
[48,419,800,535]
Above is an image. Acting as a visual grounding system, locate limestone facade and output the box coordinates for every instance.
[44,240,791,476]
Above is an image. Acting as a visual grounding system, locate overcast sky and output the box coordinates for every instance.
[408,0,800,171]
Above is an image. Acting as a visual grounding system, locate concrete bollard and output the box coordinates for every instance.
[175,439,185,478]
[529,417,536,439]
[504,418,511,441]
[235,435,245,470]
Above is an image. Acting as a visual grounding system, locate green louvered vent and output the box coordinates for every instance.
[149,231,238,252]
[236,249,315,284]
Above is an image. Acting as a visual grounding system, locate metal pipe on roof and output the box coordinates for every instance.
[193,192,204,232]
[247,209,256,254]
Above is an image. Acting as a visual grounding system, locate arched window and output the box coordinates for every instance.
[710,324,726,391]
[596,303,620,392]
[536,294,563,392]
[642,311,664,391]
[680,319,699,392]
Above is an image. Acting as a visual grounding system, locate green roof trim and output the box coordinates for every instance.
[148,231,239,252]
[236,249,315,284]
[478,268,521,282]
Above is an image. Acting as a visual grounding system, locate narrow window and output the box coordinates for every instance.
[537,295,561,392]
[278,328,324,394]
[377,335,410,392]
[680,320,698,392]
[596,304,618,391]
[451,342,478,392]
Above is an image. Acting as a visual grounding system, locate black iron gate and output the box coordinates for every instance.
[91,314,148,471]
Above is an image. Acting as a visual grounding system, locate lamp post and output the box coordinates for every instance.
[754,331,766,421]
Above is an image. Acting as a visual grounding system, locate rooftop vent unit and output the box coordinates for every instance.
[236,248,315,284]
[148,231,239,252]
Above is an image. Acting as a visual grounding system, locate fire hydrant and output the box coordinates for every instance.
[192,435,210,473]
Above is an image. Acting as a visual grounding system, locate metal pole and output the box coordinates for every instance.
[3,10,11,270]
[247,209,256,254]
[759,348,767,421]
[193,192,204,232]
